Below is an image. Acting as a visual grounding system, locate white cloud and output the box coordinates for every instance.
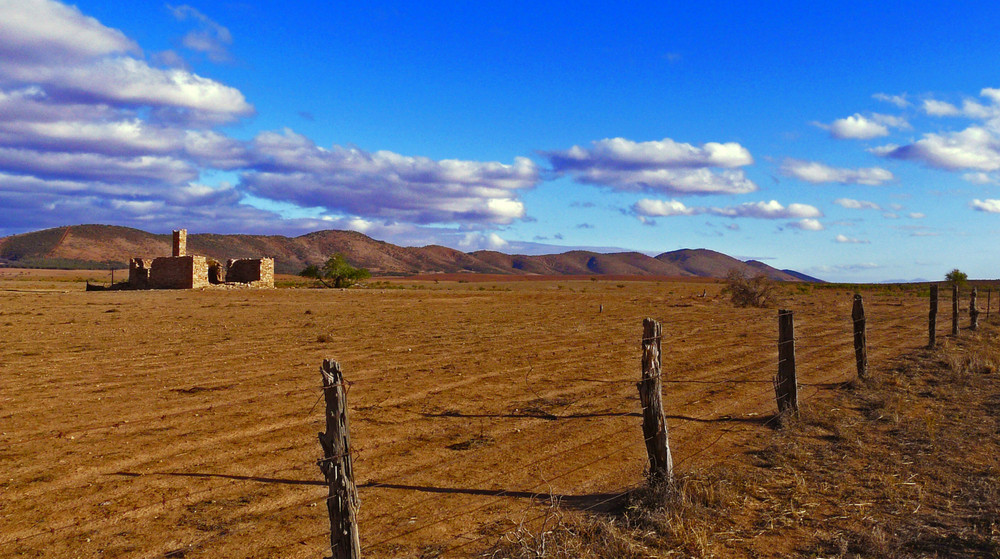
[963,172,997,184]
[633,198,821,221]
[781,159,894,185]
[872,93,909,108]
[0,1,252,121]
[242,128,539,225]
[543,137,757,195]
[169,4,233,63]
[709,200,822,219]
[789,218,824,231]
[632,198,696,217]
[882,126,1000,171]
[835,234,869,244]
[488,233,508,249]
[922,99,961,116]
[971,199,1000,213]
[822,114,890,140]
[0,147,195,184]
[871,113,910,130]
[834,198,881,210]
[0,0,138,64]
[908,212,925,219]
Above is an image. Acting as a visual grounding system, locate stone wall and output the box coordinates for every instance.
[128,258,152,289]
[172,229,186,257]
[226,257,274,287]
[149,256,209,289]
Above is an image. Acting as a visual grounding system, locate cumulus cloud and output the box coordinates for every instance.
[819,114,889,140]
[542,137,757,195]
[0,1,252,121]
[632,198,696,217]
[0,1,553,241]
[241,128,539,225]
[0,0,138,64]
[834,198,881,210]
[789,218,824,231]
[909,212,925,219]
[872,93,909,108]
[963,172,996,184]
[709,200,821,219]
[781,159,894,185]
[634,199,821,222]
[923,99,961,116]
[835,234,869,244]
[457,231,509,250]
[881,126,1000,171]
[971,199,1000,213]
[168,4,233,63]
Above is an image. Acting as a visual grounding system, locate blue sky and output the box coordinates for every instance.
[4,1,1000,281]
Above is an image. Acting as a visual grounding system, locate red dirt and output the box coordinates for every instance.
[1,276,931,558]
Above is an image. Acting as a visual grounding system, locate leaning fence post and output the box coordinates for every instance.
[637,318,673,483]
[318,359,361,559]
[776,309,798,416]
[852,295,868,380]
[970,288,980,331]
[928,285,938,349]
[952,284,960,336]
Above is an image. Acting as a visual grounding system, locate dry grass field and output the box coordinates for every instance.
[1,270,936,558]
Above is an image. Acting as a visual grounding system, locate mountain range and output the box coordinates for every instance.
[0,225,822,282]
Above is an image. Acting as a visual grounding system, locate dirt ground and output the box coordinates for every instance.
[1,271,937,558]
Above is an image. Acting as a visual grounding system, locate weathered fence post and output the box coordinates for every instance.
[987,289,992,321]
[318,359,361,559]
[928,285,938,349]
[970,288,980,331]
[952,284,960,336]
[775,309,798,416]
[852,295,868,380]
[637,318,673,483]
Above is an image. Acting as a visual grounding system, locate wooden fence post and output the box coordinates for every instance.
[776,309,798,416]
[970,288,980,331]
[928,285,938,349]
[852,295,868,380]
[318,359,361,559]
[637,318,673,483]
[987,289,992,321]
[952,284,960,336]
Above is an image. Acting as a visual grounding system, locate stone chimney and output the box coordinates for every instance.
[172,229,187,257]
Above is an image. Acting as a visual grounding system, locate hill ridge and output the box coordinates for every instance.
[0,225,820,281]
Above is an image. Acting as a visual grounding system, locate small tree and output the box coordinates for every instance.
[723,268,778,308]
[300,254,370,288]
[946,269,968,288]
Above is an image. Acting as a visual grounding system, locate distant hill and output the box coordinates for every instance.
[0,224,822,281]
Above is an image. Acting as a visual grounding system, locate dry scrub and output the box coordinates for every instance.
[487,323,1000,558]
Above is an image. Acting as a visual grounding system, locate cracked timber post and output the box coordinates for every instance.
[928,285,938,349]
[852,294,868,380]
[318,359,361,559]
[637,318,673,484]
[952,284,960,337]
[971,288,980,331]
[776,309,798,416]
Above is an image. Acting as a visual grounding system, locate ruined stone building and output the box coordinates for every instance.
[128,230,274,289]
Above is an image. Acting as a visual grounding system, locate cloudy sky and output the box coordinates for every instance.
[3,1,1000,281]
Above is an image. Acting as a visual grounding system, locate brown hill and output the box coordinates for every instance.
[656,249,804,282]
[0,224,820,281]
